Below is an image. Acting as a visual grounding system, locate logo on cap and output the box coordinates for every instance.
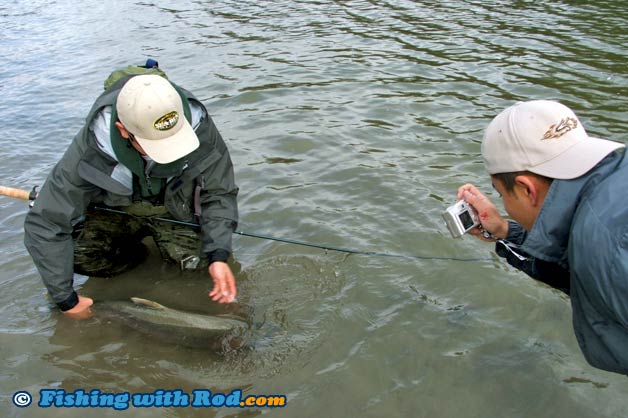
[542,117,578,140]
[154,111,179,131]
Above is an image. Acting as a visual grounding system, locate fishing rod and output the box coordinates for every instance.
[0,185,492,262]
[0,186,37,201]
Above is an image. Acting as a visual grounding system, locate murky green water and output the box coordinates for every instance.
[1,1,627,417]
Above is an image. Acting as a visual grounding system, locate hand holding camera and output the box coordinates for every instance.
[442,184,509,240]
[442,199,480,238]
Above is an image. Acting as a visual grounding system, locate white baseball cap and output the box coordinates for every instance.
[482,100,624,179]
[116,75,200,164]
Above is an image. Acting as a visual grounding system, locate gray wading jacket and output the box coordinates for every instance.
[24,76,239,310]
[496,150,628,375]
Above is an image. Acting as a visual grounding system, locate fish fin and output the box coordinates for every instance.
[130,297,168,310]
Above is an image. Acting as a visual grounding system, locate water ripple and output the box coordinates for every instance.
[1,1,628,417]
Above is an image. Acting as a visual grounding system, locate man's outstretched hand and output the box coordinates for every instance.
[208,261,237,303]
[62,295,94,319]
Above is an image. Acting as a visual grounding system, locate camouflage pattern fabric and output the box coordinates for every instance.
[73,203,203,277]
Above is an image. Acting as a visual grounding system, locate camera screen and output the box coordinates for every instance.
[458,210,475,229]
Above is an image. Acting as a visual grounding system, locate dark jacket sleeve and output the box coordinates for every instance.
[24,128,99,309]
[196,115,239,263]
[496,221,571,294]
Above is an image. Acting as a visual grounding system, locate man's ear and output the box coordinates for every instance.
[114,121,131,139]
[513,175,540,206]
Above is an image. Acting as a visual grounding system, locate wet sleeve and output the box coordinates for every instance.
[495,221,570,294]
[23,132,99,309]
[197,118,239,262]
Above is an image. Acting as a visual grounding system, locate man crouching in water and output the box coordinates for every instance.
[24,68,239,319]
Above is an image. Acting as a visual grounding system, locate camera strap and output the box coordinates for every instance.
[496,240,529,261]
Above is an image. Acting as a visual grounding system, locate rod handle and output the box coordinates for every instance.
[0,186,32,200]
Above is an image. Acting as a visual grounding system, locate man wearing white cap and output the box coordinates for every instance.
[24,71,239,319]
[457,100,627,375]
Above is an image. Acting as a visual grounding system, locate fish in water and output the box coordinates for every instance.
[94,297,248,349]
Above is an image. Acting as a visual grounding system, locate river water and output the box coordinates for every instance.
[1,1,627,417]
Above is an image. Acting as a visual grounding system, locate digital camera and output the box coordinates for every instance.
[442,200,480,238]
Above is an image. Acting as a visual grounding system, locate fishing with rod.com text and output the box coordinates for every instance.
[12,388,287,410]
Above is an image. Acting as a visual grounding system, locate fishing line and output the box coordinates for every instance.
[0,187,493,263]
[95,206,493,263]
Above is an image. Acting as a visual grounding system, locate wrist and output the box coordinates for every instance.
[494,219,509,240]
[56,291,79,311]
